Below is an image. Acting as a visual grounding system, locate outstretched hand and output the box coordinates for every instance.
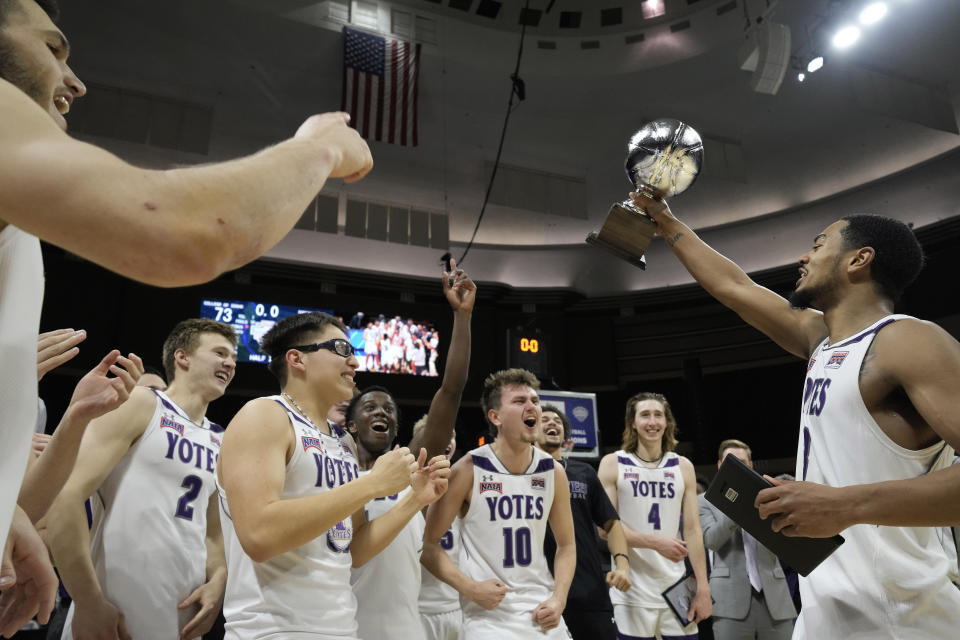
[67,350,144,424]
[442,257,476,313]
[37,328,86,381]
[411,448,451,506]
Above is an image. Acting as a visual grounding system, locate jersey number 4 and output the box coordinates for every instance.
[648,503,661,530]
[175,474,203,520]
[502,526,532,568]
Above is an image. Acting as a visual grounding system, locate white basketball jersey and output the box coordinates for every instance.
[796,315,960,639]
[459,445,558,627]
[419,518,462,615]
[0,225,42,552]
[62,390,222,639]
[219,396,360,640]
[610,450,686,608]
[351,475,426,640]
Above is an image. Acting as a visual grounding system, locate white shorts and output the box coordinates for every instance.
[462,616,571,640]
[613,604,698,639]
[421,609,462,640]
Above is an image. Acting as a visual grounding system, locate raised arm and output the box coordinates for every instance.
[45,387,158,640]
[19,350,142,522]
[422,456,507,609]
[534,464,575,632]
[217,399,415,562]
[757,319,960,534]
[0,79,372,286]
[633,192,826,359]
[408,260,476,458]
[680,457,711,623]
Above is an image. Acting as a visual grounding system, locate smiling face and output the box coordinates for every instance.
[350,390,399,456]
[296,326,359,407]
[0,0,86,130]
[174,332,237,402]
[537,409,567,452]
[789,220,850,311]
[632,399,668,447]
[489,384,541,445]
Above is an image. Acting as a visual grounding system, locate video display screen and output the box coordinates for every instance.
[200,299,330,363]
[201,300,440,376]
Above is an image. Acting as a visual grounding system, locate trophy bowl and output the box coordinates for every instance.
[586,119,703,269]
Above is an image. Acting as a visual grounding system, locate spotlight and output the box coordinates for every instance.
[859,2,888,26]
[797,72,806,82]
[807,56,824,73]
[832,25,861,49]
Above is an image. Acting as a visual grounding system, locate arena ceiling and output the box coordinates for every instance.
[60,0,960,294]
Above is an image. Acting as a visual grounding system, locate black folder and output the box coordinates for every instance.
[704,454,844,576]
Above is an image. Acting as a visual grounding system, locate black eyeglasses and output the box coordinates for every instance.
[289,339,355,358]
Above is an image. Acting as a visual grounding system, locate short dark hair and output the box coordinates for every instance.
[480,368,540,435]
[540,403,570,441]
[345,385,397,425]
[840,214,924,302]
[161,319,237,383]
[259,311,347,387]
[0,0,59,27]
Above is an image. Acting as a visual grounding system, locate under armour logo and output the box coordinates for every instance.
[482,474,495,482]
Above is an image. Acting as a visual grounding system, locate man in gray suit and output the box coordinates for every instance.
[699,440,797,640]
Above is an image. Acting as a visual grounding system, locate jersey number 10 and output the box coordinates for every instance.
[502,526,532,568]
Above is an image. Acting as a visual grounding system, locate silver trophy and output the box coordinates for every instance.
[586,119,703,269]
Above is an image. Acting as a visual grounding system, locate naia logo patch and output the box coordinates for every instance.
[531,477,546,491]
[480,475,503,494]
[160,416,184,435]
[807,358,816,372]
[825,351,849,369]
[301,435,325,453]
[624,471,639,481]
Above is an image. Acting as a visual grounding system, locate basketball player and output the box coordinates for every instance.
[216,311,449,639]
[417,417,462,640]
[46,319,238,640]
[536,404,632,640]
[633,191,960,638]
[348,261,475,640]
[422,368,576,640]
[598,392,711,639]
[0,0,371,572]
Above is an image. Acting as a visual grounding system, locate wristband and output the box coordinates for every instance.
[613,553,629,562]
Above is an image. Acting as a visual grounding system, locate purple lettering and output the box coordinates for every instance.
[486,496,498,521]
[498,496,513,520]
[177,438,193,463]
[164,431,179,459]
[535,496,543,519]
[324,457,336,488]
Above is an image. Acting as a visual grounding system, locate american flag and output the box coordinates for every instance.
[342,26,421,147]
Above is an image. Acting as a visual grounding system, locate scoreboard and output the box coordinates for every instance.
[507,327,549,378]
[200,299,330,363]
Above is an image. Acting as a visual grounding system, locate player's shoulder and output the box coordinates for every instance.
[874,316,960,365]
[226,396,289,436]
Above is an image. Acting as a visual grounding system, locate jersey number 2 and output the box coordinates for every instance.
[502,526,532,568]
[176,474,203,520]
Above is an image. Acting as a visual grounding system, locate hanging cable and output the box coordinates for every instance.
[458,0,532,265]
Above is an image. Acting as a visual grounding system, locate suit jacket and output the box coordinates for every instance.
[698,494,797,622]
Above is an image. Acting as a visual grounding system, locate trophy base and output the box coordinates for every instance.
[585,202,658,270]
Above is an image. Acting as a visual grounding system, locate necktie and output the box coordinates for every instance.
[743,530,762,592]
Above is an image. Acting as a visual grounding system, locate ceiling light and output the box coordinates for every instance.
[832,25,861,49]
[807,56,824,73]
[797,72,806,82]
[859,2,888,26]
